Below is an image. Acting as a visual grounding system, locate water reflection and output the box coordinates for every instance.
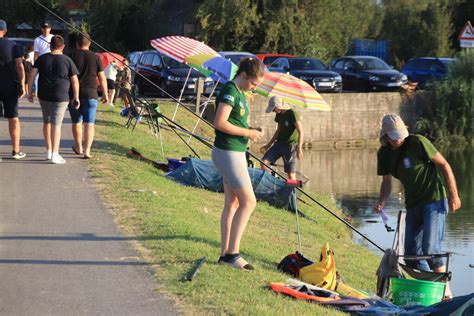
[299,146,473,296]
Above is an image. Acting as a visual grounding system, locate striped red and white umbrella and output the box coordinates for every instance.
[150,36,218,63]
[255,71,331,111]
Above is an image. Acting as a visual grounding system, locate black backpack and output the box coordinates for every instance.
[277,251,313,277]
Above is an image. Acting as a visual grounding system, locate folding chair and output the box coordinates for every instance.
[376,210,451,300]
[125,90,161,136]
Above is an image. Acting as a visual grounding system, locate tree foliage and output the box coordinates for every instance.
[415,50,474,147]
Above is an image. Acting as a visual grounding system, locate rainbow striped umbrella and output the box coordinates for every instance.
[184,53,218,77]
[150,36,218,63]
[202,56,238,83]
[255,71,331,111]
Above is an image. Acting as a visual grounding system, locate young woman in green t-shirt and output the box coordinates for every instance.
[212,58,265,270]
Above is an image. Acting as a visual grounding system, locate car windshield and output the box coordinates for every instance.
[354,58,391,70]
[290,59,327,71]
[162,56,187,68]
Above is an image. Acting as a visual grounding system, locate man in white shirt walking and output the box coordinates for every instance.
[34,22,53,60]
[32,22,53,97]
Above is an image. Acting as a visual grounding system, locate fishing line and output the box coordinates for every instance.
[34,0,384,253]
[139,99,384,252]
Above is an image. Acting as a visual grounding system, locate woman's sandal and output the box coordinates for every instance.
[218,253,254,271]
[72,146,83,155]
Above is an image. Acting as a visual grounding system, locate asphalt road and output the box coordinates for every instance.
[0,99,178,315]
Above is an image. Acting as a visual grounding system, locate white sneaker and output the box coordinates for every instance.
[12,151,26,159]
[51,153,66,164]
[46,150,52,160]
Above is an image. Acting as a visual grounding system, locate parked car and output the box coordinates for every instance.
[256,53,294,67]
[134,50,214,96]
[269,57,343,92]
[401,57,455,88]
[330,56,408,92]
[218,51,259,66]
[126,51,142,82]
[9,37,34,55]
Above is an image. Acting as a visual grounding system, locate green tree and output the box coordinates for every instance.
[381,0,454,67]
[195,0,261,52]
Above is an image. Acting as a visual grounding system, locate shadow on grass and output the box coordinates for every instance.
[95,119,126,129]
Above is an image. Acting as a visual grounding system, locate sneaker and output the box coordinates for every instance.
[46,150,52,160]
[12,151,26,159]
[109,103,115,107]
[51,153,66,164]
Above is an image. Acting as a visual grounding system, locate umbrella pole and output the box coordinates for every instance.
[187,78,220,144]
[172,68,192,121]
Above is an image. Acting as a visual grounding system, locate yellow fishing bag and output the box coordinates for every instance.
[299,242,337,290]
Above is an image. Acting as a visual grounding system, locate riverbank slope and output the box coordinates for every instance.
[89,102,382,315]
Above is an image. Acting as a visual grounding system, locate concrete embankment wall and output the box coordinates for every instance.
[247,91,432,149]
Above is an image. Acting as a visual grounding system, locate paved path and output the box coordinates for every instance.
[0,100,177,315]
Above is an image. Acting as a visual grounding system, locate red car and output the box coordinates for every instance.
[256,53,295,67]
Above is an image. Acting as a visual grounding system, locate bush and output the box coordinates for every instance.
[415,50,474,147]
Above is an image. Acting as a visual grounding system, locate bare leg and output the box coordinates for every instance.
[123,93,130,109]
[71,123,83,154]
[227,185,257,254]
[220,182,239,256]
[433,266,452,298]
[107,89,115,105]
[8,118,21,153]
[43,122,52,151]
[260,159,272,173]
[51,124,62,153]
[83,123,95,157]
[287,172,297,180]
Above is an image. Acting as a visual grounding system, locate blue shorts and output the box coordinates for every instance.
[404,199,448,270]
[69,98,98,124]
[262,142,297,173]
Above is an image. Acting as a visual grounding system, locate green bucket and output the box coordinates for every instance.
[391,278,445,306]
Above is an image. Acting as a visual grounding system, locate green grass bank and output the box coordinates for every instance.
[88,102,381,315]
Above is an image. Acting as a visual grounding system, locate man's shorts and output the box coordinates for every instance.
[0,89,19,118]
[39,100,68,125]
[68,98,99,124]
[106,79,115,90]
[262,142,297,173]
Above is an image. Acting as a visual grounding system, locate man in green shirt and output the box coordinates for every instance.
[374,114,461,298]
[260,96,303,180]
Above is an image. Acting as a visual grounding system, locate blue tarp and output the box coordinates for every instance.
[165,159,297,212]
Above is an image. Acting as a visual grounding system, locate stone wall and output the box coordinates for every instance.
[245,91,431,148]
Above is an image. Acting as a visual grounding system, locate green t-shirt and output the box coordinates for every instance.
[275,109,300,144]
[377,134,447,209]
[214,81,249,152]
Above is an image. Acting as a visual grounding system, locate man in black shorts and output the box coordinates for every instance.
[260,96,304,180]
[0,19,26,159]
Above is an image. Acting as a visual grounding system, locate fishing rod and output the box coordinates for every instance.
[34,0,384,253]
[138,98,384,252]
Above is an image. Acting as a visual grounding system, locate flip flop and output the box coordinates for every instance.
[72,146,83,155]
[219,254,254,271]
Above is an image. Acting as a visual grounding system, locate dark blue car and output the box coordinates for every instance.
[401,57,455,88]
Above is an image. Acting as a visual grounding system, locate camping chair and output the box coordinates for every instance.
[376,210,451,300]
[125,91,161,136]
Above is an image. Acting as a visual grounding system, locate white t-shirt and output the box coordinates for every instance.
[34,34,54,57]
[104,62,119,81]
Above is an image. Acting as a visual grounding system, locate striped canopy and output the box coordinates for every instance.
[150,36,218,63]
[255,71,331,111]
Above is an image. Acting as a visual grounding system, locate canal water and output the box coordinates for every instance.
[298,145,473,296]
